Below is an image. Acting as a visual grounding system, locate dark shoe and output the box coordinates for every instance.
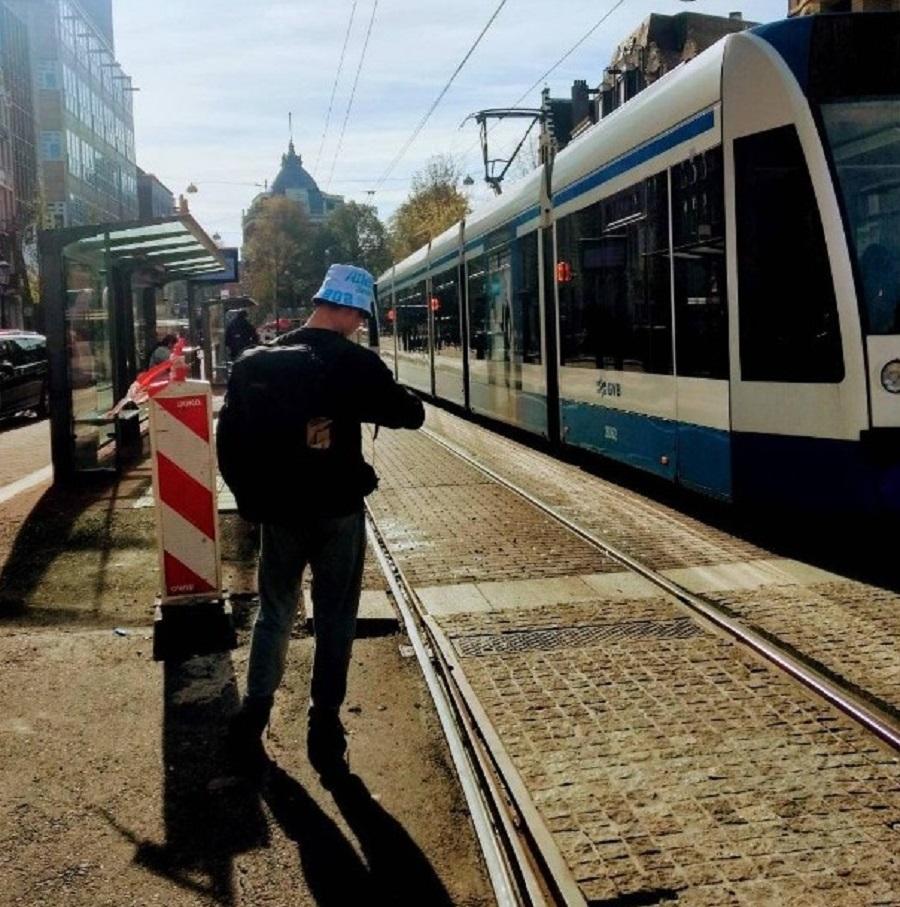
[227,695,273,779]
[307,708,348,784]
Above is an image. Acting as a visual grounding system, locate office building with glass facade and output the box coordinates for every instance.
[0,2,38,328]
[7,0,137,228]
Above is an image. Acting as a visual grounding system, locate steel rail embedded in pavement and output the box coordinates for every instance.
[365,512,546,907]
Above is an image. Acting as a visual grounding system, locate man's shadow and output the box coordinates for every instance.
[99,653,268,905]
[264,766,454,906]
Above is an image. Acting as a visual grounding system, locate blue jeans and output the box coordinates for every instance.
[246,510,366,711]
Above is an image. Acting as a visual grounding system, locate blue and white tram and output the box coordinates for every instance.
[375,13,900,513]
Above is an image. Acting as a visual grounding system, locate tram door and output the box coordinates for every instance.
[670,150,733,500]
[723,33,866,508]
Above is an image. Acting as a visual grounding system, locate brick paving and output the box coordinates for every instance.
[420,405,900,714]
[436,600,900,906]
[368,430,618,588]
[423,406,767,570]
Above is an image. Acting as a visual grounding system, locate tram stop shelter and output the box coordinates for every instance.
[39,214,226,483]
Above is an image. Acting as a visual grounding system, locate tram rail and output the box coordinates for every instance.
[366,509,569,907]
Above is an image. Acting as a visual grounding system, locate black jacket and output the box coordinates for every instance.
[218,327,424,521]
[225,316,260,358]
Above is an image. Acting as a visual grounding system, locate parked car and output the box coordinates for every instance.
[0,330,49,419]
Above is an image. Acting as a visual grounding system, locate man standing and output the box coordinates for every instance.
[219,264,424,780]
[225,308,260,361]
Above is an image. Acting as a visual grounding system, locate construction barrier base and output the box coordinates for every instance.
[152,597,237,662]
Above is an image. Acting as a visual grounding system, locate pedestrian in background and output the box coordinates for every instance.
[225,309,260,361]
[147,333,176,368]
[219,264,424,781]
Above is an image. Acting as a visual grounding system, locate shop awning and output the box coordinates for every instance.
[50,213,227,282]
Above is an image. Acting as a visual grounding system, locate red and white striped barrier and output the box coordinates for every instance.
[149,376,222,603]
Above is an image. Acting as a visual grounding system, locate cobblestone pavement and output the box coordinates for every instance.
[420,405,900,714]
[435,600,900,906]
[368,432,618,588]
[366,422,900,905]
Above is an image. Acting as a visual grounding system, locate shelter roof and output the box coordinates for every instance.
[49,213,227,282]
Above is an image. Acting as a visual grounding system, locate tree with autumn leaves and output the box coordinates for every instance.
[243,196,391,324]
[388,155,471,260]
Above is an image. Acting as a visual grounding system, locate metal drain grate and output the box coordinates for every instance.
[453,617,702,657]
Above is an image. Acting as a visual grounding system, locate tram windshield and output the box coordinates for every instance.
[821,98,900,334]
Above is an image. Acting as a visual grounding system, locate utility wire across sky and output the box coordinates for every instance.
[325,0,379,192]
[313,0,358,178]
[372,0,509,193]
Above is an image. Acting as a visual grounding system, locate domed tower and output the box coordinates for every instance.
[269,141,343,224]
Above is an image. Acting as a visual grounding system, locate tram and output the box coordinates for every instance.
[375,13,900,513]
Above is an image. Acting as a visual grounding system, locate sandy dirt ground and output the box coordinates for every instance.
[0,453,492,906]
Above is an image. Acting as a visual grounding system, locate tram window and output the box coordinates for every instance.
[671,148,728,380]
[467,253,488,360]
[735,125,843,382]
[376,284,395,346]
[396,281,428,354]
[513,231,541,364]
[821,98,900,335]
[432,267,461,353]
[468,229,541,367]
[557,172,672,374]
[483,240,512,364]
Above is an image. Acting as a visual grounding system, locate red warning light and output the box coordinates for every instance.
[556,261,573,284]
[430,297,441,312]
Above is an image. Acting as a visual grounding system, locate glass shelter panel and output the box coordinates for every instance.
[376,282,395,366]
[432,268,461,354]
[395,280,430,393]
[65,258,114,470]
[396,282,428,355]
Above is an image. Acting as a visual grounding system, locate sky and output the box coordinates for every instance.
[114,0,789,249]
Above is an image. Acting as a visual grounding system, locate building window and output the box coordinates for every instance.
[36,61,60,90]
[78,79,91,126]
[735,124,843,382]
[63,65,78,115]
[40,131,63,161]
[66,130,81,179]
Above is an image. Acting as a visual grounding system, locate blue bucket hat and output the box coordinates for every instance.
[313,264,375,315]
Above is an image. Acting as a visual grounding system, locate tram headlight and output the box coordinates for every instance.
[880,360,900,393]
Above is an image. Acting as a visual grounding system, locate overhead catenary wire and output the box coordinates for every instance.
[509,0,626,108]
[325,0,379,192]
[313,0,359,178]
[372,0,509,193]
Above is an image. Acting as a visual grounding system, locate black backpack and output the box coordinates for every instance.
[217,343,368,522]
